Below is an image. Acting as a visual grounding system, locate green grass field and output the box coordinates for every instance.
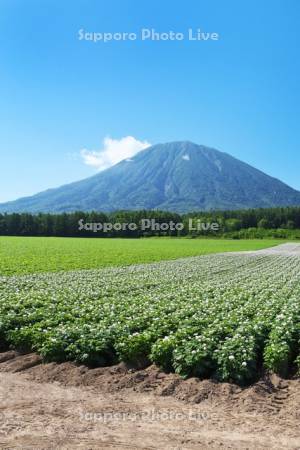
[0,236,283,275]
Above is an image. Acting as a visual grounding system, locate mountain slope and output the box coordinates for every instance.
[1,141,300,213]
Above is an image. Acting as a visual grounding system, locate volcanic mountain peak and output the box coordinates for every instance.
[1,141,300,213]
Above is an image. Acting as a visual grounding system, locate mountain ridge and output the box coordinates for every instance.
[1,141,300,213]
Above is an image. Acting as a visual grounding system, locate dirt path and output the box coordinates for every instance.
[0,353,299,449]
[231,242,300,256]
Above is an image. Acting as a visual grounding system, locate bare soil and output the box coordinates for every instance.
[0,351,299,449]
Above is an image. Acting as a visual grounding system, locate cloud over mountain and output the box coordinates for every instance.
[80,136,151,171]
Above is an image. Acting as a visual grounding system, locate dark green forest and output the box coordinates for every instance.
[1,207,300,239]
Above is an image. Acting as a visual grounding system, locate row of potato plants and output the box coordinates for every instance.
[0,253,299,383]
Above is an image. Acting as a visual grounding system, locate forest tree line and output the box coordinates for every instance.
[1,206,300,238]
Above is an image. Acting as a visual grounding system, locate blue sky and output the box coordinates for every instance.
[0,0,299,202]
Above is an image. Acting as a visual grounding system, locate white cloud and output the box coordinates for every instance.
[80,136,151,171]
[182,154,190,161]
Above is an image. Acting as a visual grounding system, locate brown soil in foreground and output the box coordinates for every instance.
[0,352,299,449]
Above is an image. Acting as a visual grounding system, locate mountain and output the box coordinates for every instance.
[1,141,300,213]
